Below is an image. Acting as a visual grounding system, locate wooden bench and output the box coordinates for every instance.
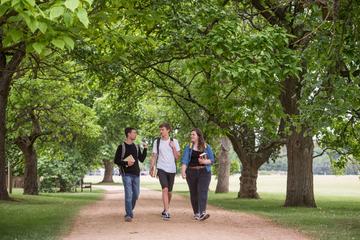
[79,179,92,192]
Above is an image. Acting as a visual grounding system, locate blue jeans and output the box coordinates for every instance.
[122,174,140,218]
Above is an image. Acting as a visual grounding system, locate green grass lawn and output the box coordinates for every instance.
[0,188,103,240]
[205,192,360,240]
[142,176,360,240]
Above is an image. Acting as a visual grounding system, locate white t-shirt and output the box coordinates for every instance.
[152,138,180,173]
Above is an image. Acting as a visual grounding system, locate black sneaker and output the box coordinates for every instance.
[162,212,171,221]
[124,216,132,222]
[161,210,166,216]
[198,212,210,221]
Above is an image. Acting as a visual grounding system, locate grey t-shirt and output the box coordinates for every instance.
[152,138,180,173]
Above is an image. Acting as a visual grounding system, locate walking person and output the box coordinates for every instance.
[181,128,215,221]
[114,127,148,222]
[150,123,181,220]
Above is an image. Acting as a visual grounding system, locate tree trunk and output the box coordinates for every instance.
[281,76,316,207]
[59,177,68,192]
[238,159,260,198]
[215,137,231,193]
[16,137,38,195]
[228,134,262,199]
[101,160,114,183]
[0,93,9,200]
[284,130,316,207]
[0,38,25,200]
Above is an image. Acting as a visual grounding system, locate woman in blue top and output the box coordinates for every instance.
[181,128,215,221]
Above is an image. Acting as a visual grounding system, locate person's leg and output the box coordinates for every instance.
[157,169,170,212]
[167,172,175,207]
[131,175,140,211]
[122,175,134,219]
[162,187,170,211]
[198,169,211,219]
[186,169,199,215]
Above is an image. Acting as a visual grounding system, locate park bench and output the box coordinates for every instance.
[79,178,92,192]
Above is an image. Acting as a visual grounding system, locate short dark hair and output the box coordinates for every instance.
[125,127,136,137]
[159,122,171,131]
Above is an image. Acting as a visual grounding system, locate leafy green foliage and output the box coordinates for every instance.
[1,0,92,55]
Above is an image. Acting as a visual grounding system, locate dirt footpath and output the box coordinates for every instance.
[63,185,309,240]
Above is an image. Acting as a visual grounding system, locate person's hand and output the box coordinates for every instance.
[127,160,135,167]
[198,157,208,165]
[181,170,186,179]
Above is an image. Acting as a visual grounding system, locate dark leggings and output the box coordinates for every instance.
[186,168,211,214]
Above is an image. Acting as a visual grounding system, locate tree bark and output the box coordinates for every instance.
[101,159,114,183]
[215,137,231,193]
[227,132,272,199]
[0,93,9,200]
[281,76,316,207]
[238,160,260,199]
[15,137,38,195]
[284,130,316,207]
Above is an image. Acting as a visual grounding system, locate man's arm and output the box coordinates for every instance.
[150,153,157,177]
[170,140,180,160]
[139,144,148,163]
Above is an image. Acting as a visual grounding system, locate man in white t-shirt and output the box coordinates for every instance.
[150,123,180,221]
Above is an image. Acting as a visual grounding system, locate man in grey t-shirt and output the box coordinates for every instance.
[150,123,180,220]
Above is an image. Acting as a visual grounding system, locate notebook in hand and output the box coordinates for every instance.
[123,154,135,163]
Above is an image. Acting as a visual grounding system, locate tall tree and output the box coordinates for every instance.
[242,0,359,207]
[8,72,101,194]
[0,0,92,200]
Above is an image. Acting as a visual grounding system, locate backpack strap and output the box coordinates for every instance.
[121,142,126,161]
[156,137,160,160]
[170,138,176,167]
[119,142,126,176]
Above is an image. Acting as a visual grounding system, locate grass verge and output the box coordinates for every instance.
[142,182,360,240]
[0,188,103,240]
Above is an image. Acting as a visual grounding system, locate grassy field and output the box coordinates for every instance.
[1,175,358,240]
[0,189,103,240]
[138,174,360,240]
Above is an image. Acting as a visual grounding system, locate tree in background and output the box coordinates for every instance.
[0,0,92,199]
[7,69,101,194]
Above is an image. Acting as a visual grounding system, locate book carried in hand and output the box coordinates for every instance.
[123,155,135,163]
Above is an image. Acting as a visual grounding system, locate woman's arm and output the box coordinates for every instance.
[181,164,187,179]
[198,144,215,165]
